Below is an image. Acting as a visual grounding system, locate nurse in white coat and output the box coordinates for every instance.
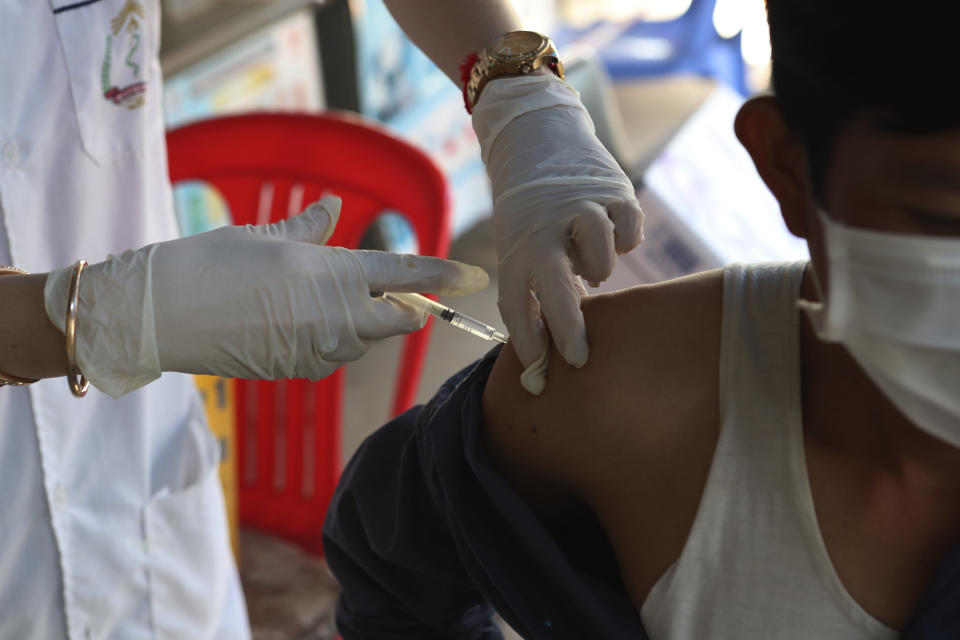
[0,2,486,638]
[0,0,643,637]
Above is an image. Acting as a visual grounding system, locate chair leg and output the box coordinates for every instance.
[391,318,433,416]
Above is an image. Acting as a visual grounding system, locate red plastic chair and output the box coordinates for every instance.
[166,112,451,556]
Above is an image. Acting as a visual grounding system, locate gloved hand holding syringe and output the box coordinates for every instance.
[374,291,507,344]
[41,196,494,398]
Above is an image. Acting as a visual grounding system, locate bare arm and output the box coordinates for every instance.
[0,274,67,381]
[481,270,724,605]
[383,0,522,82]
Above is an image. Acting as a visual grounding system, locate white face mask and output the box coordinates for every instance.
[798,207,960,448]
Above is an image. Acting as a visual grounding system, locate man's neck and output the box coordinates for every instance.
[798,267,960,491]
[798,267,960,628]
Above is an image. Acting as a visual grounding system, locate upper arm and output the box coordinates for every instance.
[480,269,724,601]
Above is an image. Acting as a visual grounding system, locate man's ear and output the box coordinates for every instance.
[734,96,813,239]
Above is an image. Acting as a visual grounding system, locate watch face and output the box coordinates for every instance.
[491,31,546,60]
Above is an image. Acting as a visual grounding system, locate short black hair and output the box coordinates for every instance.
[766,1,960,195]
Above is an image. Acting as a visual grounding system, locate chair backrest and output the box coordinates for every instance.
[167,112,451,556]
[599,0,747,94]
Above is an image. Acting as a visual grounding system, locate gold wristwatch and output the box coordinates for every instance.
[466,31,565,111]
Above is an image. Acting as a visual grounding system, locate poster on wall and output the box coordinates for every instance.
[164,10,324,236]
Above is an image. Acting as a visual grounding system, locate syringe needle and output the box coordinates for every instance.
[376,292,508,344]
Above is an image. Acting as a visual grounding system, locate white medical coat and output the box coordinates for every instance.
[0,1,250,638]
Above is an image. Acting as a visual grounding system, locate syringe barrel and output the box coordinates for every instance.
[383,292,448,317]
[447,313,498,341]
[380,292,507,343]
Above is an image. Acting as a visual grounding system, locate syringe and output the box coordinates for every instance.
[376,291,508,344]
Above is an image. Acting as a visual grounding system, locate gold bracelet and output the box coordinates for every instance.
[0,265,29,275]
[66,260,90,398]
[0,266,39,388]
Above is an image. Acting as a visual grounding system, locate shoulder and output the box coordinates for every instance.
[481,268,725,600]
[482,268,724,495]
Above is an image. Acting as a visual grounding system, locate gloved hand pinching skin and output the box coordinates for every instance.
[472,74,644,395]
[43,196,489,398]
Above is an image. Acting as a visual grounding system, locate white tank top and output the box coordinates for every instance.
[640,262,899,640]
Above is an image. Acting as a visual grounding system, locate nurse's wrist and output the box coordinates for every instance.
[0,273,69,381]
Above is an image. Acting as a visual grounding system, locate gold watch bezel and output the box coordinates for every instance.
[487,31,550,64]
[467,31,564,110]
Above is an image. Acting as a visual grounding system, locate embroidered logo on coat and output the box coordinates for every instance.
[101,0,147,110]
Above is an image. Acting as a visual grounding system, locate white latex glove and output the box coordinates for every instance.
[44,196,489,398]
[472,73,644,395]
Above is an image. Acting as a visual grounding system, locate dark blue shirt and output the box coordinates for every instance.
[323,345,960,639]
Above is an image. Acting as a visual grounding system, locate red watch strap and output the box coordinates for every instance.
[460,51,480,114]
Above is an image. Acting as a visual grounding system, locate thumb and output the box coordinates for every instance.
[256,195,342,245]
[355,251,490,296]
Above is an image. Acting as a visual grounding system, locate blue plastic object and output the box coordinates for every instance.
[556,0,747,95]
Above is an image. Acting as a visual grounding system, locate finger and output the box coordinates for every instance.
[311,339,370,367]
[606,198,645,254]
[257,195,342,244]
[497,264,549,373]
[357,251,490,296]
[535,262,589,369]
[354,295,429,342]
[568,202,616,287]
